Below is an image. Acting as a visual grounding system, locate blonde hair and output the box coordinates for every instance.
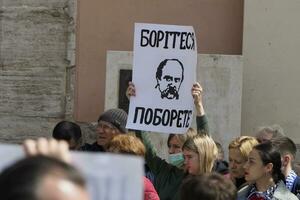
[228,136,259,160]
[183,135,218,175]
[106,135,145,157]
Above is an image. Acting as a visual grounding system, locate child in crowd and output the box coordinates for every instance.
[271,136,300,197]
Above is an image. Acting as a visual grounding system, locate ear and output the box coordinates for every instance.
[265,163,274,174]
[155,78,160,88]
[282,155,291,167]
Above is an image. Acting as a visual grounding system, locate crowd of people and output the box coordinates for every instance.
[0,82,299,200]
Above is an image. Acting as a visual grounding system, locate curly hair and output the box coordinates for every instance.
[106,134,146,157]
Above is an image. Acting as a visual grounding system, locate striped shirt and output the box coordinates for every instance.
[286,170,297,191]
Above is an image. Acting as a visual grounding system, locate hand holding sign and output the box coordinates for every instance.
[126,81,136,99]
[126,23,197,134]
[192,82,205,116]
[127,81,205,117]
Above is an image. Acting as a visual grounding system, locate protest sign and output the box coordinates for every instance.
[126,23,198,134]
[0,144,144,200]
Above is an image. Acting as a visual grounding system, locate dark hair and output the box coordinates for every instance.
[254,142,285,183]
[52,121,82,147]
[0,155,86,200]
[180,173,237,200]
[271,136,297,158]
[156,59,184,81]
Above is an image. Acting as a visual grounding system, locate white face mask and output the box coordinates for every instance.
[168,152,184,167]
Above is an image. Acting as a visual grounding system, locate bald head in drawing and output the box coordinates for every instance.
[155,59,184,100]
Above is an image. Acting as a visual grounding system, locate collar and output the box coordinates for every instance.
[247,183,278,200]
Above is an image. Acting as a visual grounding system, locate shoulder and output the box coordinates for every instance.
[79,142,105,152]
[292,176,300,198]
[237,185,250,200]
[274,181,298,200]
[143,177,160,200]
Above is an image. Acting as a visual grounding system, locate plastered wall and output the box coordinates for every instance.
[242,0,300,143]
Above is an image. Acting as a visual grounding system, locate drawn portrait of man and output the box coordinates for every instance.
[155,59,184,100]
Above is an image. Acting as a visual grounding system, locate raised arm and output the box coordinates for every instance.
[192,82,209,135]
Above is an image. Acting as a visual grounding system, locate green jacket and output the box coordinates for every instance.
[137,115,208,200]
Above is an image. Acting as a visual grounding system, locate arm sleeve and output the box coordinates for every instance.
[196,115,209,135]
[135,130,182,177]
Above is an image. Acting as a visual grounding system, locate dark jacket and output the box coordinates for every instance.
[79,142,105,152]
[137,115,209,200]
[291,176,300,198]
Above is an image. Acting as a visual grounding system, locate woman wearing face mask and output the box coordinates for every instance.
[228,136,259,189]
[127,81,209,168]
[167,128,197,168]
[237,142,298,200]
[146,134,218,200]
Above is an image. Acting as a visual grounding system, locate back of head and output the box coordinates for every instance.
[256,124,285,143]
[98,108,128,133]
[106,134,145,156]
[180,173,237,200]
[254,142,285,183]
[183,135,218,174]
[271,136,297,159]
[229,136,259,160]
[0,155,86,200]
[52,121,82,149]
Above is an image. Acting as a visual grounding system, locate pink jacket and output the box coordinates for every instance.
[144,177,160,200]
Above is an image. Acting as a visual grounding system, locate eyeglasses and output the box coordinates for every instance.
[96,122,116,132]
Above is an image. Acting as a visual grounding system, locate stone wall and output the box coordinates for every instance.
[0,0,77,143]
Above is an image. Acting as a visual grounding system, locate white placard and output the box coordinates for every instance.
[126,23,198,134]
[0,144,144,200]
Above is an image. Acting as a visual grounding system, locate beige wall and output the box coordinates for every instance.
[242,0,300,142]
[75,0,244,122]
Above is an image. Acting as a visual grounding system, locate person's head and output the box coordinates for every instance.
[256,124,285,143]
[271,136,297,176]
[167,128,197,167]
[0,155,89,200]
[182,135,218,175]
[167,128,197,154]
[155,59,184,100]
[228,136,258,179]
[106,134,145,157]
[52,121,82,150]
[215,142,225,161]
[180,173,237,200]
[244,142,285,185]
[96,108,128,147]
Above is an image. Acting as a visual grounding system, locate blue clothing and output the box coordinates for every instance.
[286,170,297,191]
[291,176,300,199]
